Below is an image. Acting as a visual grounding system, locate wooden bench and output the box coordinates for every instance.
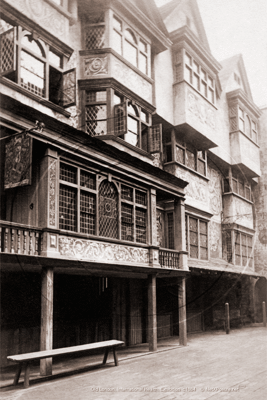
[7,339,124,389]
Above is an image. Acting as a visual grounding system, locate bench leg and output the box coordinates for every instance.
[103,348,109,365]
[112,347,119,366]
[13,364,22,386]
[24,363,30,388]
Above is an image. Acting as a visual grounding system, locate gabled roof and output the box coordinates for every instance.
[134,0,169,37]
[219,54,253,101]
[158,0,210,50]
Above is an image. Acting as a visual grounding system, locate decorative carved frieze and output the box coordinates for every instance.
[188,91,216,129]
[58,236,150,264]
[49,159,56,226]
[84,57,108,76]
[209,220,221,258]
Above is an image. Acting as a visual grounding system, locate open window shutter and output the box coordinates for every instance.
[114,102,127,136]
[149,124,162,154]
[0,27,16,76]
[62,68,76,108]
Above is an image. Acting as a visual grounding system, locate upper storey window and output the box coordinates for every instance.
[238,107,258,143]
[112,15,149,76]
[184,52,215,104]
[0,19,76,108]
[84,11,105,50]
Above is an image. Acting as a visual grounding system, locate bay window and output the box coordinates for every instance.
[183,51,215,104]
[0,18,75,107]
[112,14,150,76]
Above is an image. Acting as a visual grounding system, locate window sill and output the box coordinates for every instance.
[164,160,210,181]
[0,77,71,118]
[222,192,253,205]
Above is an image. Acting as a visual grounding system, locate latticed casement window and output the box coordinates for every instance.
[0,18,76,107]
[113,97,155,153]
[166,137,207,176]
[59,162,148,243]
[85,90,107,136]
[235,232,253,267]
[183,51,215,104]
[112,14,150,76]
[84,11,105,50]
[186,215,208,260]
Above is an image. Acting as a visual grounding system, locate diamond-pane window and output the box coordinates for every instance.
[99,180,118,239]
[85,26,105,50]
[86,105,107,136]
[136,208,146,243]
[0,27,16,75]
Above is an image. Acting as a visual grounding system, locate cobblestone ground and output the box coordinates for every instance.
[1,327,266,400]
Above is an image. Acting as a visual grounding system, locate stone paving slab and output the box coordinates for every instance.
[0,326,266,399]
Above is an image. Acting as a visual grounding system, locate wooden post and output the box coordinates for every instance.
[263,302,266,327]
[40,267,54,376]
[225,303,230,334]
[148,274,157,352]
[178,277,187,346]
[174,198,188,270]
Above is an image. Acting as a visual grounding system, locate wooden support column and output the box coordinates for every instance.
[178,277,187,346]
[148,274,157,352]
[174,198,188,270]
[40,267,54,376]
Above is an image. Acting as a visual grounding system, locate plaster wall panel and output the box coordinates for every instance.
[209,92,232,164]
[153,49,174,124]
[223,195,253,229]
[4,0,69,43]
[239,134,261,176]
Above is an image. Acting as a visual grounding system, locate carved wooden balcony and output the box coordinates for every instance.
[159,248,180,269]
[0,221,42,255]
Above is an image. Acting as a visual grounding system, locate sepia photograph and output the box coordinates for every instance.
[0,0,266,398]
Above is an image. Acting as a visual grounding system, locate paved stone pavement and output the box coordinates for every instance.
[1,326,266,400]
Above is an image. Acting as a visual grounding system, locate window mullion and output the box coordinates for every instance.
[77,169,80,233]
[118,182,122,240]
[197,219,200,259]
[133,188,136,242]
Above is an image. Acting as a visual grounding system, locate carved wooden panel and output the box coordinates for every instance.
[58,237,149,264]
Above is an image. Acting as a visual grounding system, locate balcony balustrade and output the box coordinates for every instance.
[159,248,180,269]
[0,221,42,256]
[0,221,185,271]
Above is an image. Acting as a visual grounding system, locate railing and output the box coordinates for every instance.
[0,221,42,255]
[159,248,180,269]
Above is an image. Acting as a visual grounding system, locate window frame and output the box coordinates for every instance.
[185,215,208,260]
[234,231,253,267]
[223,172,251,201]
[238,107,258,143]
[0,19,75,108]
[85,89,108,136]
[183,51,215,104]
[165,138,207,176]
[112,13,150,76]
[59,161,148,244]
